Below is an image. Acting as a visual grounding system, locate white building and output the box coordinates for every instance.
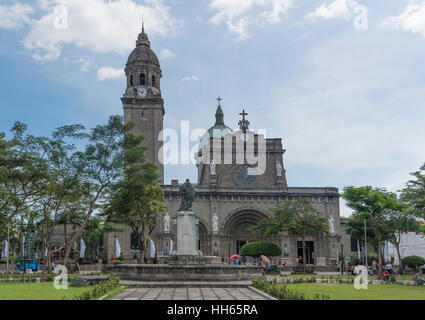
[387,232,425,264]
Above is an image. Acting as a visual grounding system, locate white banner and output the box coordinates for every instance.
[150,239,155,258]
[80,238,86,258]
[383,241,390,262]
[115,238,121,258]
[169,239,173,256]
[357,239,361,260]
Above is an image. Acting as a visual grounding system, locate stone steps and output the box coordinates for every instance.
[120,280,252,288]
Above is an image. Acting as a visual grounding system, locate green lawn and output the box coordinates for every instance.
[0,282,89,300]
[285,283,425,300]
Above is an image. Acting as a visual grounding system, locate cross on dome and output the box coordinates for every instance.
[216,96,222,106]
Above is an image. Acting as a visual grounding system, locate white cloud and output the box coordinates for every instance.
[22,0,180,61]
[97,67,124,81]
[382,2,425,37]
[209,0,292,40]
[305,0,358,21]
[160,48,175,59]
[181,75,199,82]
[74,58,93,72]
[0,2,34,29]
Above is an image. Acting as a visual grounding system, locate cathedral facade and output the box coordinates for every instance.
[104,26,344,269]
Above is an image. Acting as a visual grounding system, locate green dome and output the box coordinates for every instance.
[198,104,233,152]
[198,124,233,152]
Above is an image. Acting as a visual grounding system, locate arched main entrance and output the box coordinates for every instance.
[222,209,270,257]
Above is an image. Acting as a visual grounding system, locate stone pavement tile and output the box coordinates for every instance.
[112,286,273,301]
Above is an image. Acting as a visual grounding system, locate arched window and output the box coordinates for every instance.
[152,75,156,88]
[140,73,146,85]
[130,75,134,87]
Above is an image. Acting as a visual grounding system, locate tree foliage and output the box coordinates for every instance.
[251,198,330,271]
[401,255,425,271]
[240,241,281,257]
[402,163,425,219]
[103,123,165,263]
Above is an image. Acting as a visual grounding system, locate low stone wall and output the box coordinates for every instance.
[272,276,424,286]
[112,264,262,281]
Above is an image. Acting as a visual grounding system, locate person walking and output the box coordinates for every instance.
[385,262,393,275]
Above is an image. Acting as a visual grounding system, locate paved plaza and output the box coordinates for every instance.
[110,287,271,300]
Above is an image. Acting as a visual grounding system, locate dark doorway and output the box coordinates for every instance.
[236,240,247,255]
[297,241,314,264]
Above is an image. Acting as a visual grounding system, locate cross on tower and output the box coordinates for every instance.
[216,96,222,106]
[238,109,250,131]
[239,109,248,121]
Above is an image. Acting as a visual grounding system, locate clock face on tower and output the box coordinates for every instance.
[137,88,147,98]
[234,166,257,187]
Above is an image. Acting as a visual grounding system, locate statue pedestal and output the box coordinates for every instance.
[175,211,198,256]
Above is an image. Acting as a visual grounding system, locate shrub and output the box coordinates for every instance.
[402,255,425,271]
[240,241,281,257]
[71,277,120,300]
[252,278,329,300]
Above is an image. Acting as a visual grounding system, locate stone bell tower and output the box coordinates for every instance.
[121,22,164,183]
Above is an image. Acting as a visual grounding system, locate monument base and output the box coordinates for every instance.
[112,264,262,281]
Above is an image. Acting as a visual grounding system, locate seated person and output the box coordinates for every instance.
[382,271,390,281]
[415,272,425,285]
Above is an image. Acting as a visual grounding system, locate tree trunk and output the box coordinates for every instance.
[63,192,102,269]
[42,229,47,276]
[395,243,402,274]
[302,233,306,273]
[377,236,383,276]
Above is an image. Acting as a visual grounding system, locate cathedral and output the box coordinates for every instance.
[104,25,348,269]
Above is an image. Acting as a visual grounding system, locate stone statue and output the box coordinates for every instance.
[283,243,289,257]
[328,215,335,234]
[179,179,195,211]
[164,213,170,233]
[276,160,283,177]
[212,212,219,233]
[210,161,216,176]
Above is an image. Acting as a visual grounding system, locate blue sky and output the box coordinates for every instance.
[1,0,425,217]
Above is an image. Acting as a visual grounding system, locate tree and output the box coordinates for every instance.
[62,115,127,267]
[240,241,281,258]
[342,186,401,275]
[251,198,330,272]
[104,124,165,263]
[80,217,116,262]
[31,124,87,274]
[402,164,425,219]
[344,211,377,253]
[0,123,50,230]
[386,204,420,272]
[401,255,425,272]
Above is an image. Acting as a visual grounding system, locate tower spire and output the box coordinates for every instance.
[215,97,224,126]
[136,17,150,47]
